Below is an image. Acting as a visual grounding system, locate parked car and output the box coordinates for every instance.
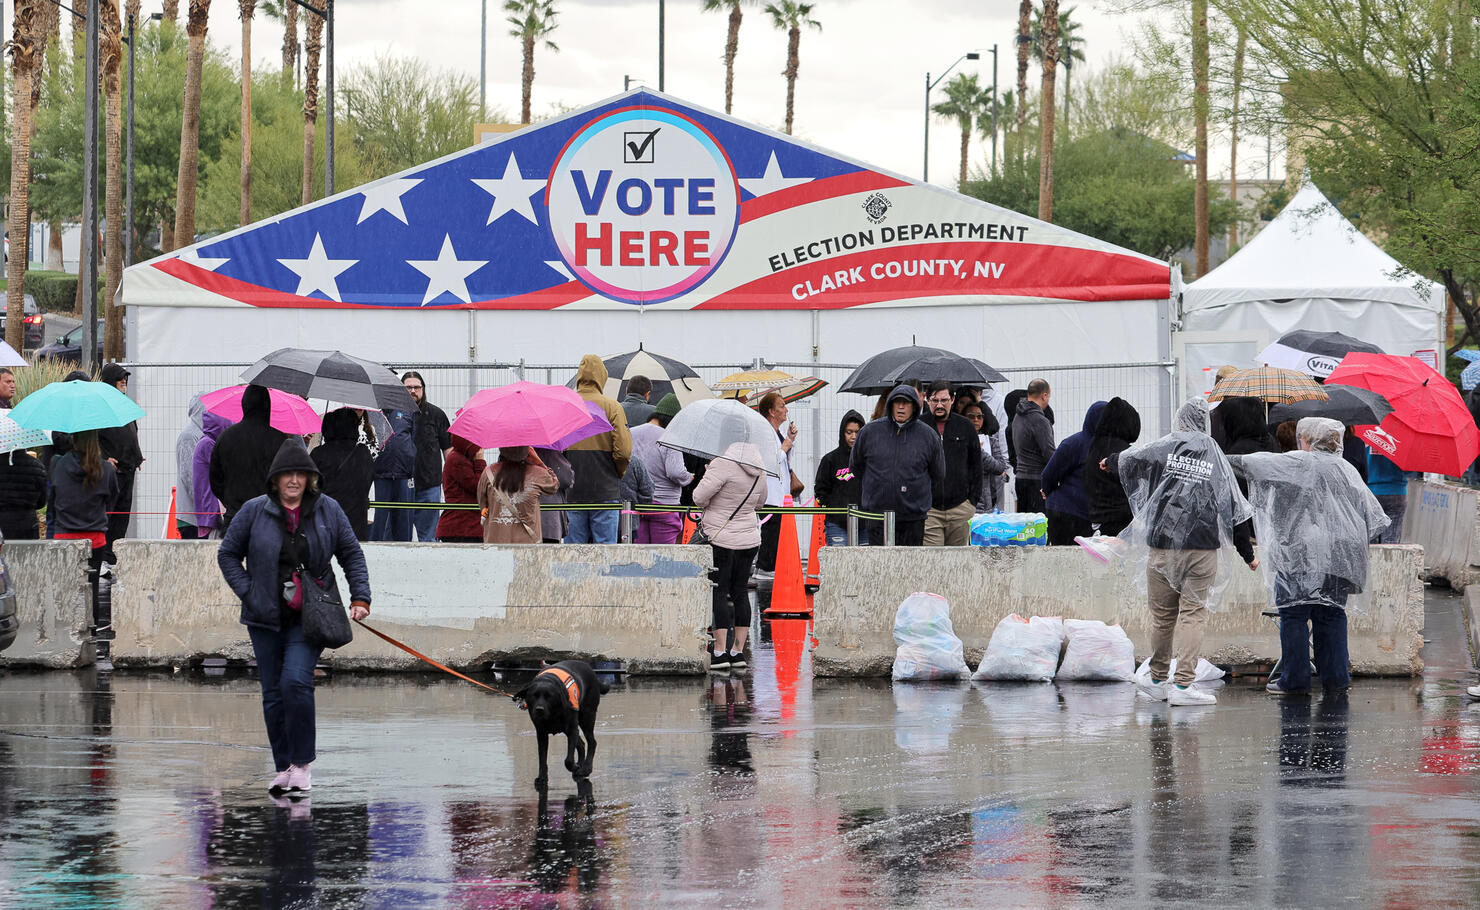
[0,539,17,653]
[0,298,46,350]
[34,319,106,365]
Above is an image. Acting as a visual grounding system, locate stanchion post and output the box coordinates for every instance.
[883,510,896,546]
[846,510,859,546]
[619,501,634,543]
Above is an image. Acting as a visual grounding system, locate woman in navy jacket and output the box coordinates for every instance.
[218,438,372,797]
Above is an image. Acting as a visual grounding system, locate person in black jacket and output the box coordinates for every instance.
[401,372,452,543]
[814,410,865,547]
[1083,397,1141,536]
[311,408,375,540]
[210,384,288,532]
[97,363,143,559]
[921,381,983,546]
[1214,396,1278,497]
[0,448,48,538]
[850,385,945,546]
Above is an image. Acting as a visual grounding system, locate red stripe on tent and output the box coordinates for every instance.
[154,258,586,310]
[740,171,911,224]
[692,241,1170,310]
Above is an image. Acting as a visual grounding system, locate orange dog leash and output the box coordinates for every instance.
[353,618,521,701]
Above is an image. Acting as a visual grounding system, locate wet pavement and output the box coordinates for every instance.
[3,587,1480,908]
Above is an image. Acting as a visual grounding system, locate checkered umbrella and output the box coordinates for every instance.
[568,348,714,407]
[240,348,415,412]
[1206,367,1328,404]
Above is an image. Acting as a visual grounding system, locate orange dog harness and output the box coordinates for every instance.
[537,666,582,710]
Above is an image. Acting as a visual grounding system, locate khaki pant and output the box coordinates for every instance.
[923,500,976,546]
[1147,548,1218,687]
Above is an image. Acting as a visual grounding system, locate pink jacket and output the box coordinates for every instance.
[692,442,766,550]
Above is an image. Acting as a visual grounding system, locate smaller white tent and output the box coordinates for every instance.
[1182,184,1445,367]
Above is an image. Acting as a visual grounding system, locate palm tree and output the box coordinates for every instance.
[30,0,58,271]
[932,73,989,188]
[701,0,755,115]
[302,7,323,204]
[981,88,1016,171]
[162,0,179,21]
[240,0,255,227]
[505,0,559,125]
[259,0,299,84]
[6,0,39,351]
[170,0,212,253]
[102,0,125,360]
[763,1,820,135]
[1192,0,1209,276]
[1031,6,1085,124]
[1037,0,1059,222]
[1015,0,1031,137]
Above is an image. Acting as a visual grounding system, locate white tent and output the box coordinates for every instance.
[1181,184,1445,380]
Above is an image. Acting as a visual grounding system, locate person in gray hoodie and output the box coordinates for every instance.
[850,385,945,546]
[1010,379,1056,512]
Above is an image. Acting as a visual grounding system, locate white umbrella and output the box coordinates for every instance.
[658,398,784,478]
[0,340,26,368]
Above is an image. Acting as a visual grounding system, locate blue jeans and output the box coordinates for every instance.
[566,508,619,543]
[411,484,442,542]
[371,477,413,541]
[824,520,869,547]
[248,622,323,771]
[1277,601,1351,693]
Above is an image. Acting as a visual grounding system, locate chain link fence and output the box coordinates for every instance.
[121,358,1172,539]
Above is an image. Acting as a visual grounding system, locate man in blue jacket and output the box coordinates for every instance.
[1040,400,1106,545]
[850,385,945,546]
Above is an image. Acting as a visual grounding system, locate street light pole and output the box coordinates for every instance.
[658,0,665,91]
[922,51,979,184]
[990,44,999,175]
[479,0,486,121]
[81,0,100,374]
[125,11,161,268]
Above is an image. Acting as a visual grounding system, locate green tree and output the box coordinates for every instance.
[172,0,214,251]
[763,1,821,135]
[932,72,990,188]
[505,0,559,125]
[1037,0,1059,221]
[701,0,758,116]
[340,54,489,179]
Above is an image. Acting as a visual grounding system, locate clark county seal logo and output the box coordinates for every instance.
[862,192,892,224]
[546,106,741,305]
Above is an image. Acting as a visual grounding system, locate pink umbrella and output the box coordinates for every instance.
[201,384,323,435]
[550,400,614,451]
[451,381,597,448]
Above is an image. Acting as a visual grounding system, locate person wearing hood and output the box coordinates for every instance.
[850,385,945,546]
[0,444,48,540]
[961,401,1009,511]
[312,408,376,541]
[1010,379,1057,513]
[371,407,416,541]
[693,439,767,671]
[433,432,486,543]
[1227,417,1389,696]
[192,409,232,539]
[1103,397,1257,707]
[210,383,288,532]
[97,363,143,558]
[815,410,866,547]
[631,393,692,544]
[174,397,207,539]
[1040,400,1107,545]
[922,381,983,547]
[1083,398,1141,536]
[218,439,371,797]
[1214,396,1278,497]
[566,354,632,543]
[479,446,559,544]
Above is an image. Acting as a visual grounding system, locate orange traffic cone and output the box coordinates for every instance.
[803,508,826,591]
[765,504,811,615]
[680,512,697,544]
[164,486,181,540]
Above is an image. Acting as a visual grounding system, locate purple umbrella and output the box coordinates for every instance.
[551,400,614,451]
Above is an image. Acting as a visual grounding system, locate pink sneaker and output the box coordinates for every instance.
[287,763,312,794]
[269,769,292,794]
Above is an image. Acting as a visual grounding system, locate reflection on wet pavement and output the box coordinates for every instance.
[2,588,1480,907]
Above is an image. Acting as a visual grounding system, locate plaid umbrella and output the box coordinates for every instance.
[1206,367,1328,404]
[712,369,828,405]
[240,348,415,412]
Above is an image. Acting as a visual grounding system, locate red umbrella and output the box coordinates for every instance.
[1326,353,1480,476]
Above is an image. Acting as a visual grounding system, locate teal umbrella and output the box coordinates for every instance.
[9,380,145,432]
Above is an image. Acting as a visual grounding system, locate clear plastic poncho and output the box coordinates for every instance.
[1228,416,1390,613]
[1113,397,1254,611]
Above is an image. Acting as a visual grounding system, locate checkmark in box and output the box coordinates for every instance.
[624,129,660,164]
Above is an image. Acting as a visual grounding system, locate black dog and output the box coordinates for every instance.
[514,660,609,789]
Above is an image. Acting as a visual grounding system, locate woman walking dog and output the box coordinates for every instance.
[218,439,371,796]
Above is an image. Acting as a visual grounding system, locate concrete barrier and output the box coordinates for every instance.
[110,541,713,674]
[1404,478,1480,588]
[0,540,94,669]
[813,544,1425,677]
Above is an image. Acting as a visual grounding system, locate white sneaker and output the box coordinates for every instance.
[1167,684,1216,706]
[268,769,292,795]
[1467,685,1480,698]
[287,763,312,795]
[1134,675,1168,701]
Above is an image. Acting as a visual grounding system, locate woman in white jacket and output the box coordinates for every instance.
[692,441,767,672]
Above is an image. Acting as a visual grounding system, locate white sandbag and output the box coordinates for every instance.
[1134,657,1226,683]
[973,614,1065,682]
[891,592,970,681]
[1055,619,1135,681]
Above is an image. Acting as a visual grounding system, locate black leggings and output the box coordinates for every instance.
[711,545,758,632]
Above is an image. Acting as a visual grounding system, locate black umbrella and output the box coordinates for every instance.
[840,345,1008,394]
[1268,385,1394,427]
[567,348,714,406]
[1258,330,1385,378]
[241,348,415,412]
